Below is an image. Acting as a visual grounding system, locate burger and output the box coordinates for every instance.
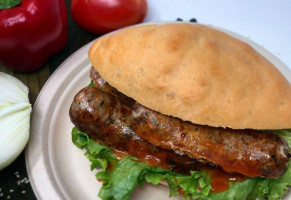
[69,23,291,200]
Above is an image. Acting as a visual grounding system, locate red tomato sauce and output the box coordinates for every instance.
[112,149,246,193]
[203,166,246,193]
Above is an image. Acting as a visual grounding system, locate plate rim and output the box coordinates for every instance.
[25,39,96,200]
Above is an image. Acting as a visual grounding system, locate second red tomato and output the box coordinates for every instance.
[70,0,148,35]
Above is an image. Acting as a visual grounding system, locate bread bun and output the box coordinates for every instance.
[89,23,291,129]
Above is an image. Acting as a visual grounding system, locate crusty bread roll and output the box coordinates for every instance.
[88,23,291,129]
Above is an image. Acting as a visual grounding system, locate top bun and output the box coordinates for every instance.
[89,23,291,130]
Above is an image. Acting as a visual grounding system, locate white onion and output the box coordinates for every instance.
[0,72,32,170]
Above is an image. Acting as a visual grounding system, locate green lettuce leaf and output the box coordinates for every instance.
[72,127,211,200]
[71,128,291,200]
[97,157,149,200]
[88,80,94,87]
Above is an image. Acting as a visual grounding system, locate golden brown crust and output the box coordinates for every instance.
[88,23,291,129]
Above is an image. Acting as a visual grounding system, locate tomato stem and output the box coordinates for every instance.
[0,0,21,9]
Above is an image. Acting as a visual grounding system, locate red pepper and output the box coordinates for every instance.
[0,0,68,72]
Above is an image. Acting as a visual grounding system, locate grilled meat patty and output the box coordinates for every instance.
[69,67,290,178]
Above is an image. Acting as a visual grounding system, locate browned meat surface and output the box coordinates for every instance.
[70,67,290,178]
[131,104,290,178]
[90,66,135,107]
[70,86,201,174]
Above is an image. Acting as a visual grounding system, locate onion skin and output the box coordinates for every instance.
[0,72,31,170]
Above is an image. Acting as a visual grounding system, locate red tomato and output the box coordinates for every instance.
[70,0,148,35]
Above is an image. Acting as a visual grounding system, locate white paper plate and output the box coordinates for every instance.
[26,23,291,200]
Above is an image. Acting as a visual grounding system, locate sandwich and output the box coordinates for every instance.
[69,23,291,200]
